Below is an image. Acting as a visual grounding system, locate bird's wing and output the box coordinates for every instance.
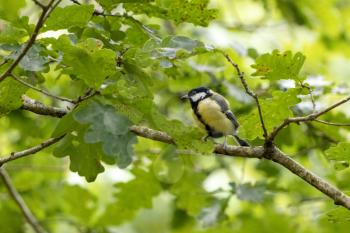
[210,93,240,129]
[225,110,239,129]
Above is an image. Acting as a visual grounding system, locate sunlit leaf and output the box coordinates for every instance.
[251,50,306,81]
[0,78,27,117]
[98,168,161,225]
[171,169,213,216]
[45,4,94,30]
[0,0,25,22]
[52,36,116,88]
[53,133,105,182]
[325,142,350,169]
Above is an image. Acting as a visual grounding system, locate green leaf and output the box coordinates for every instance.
[251,50,306,81]
[0,0,25,22]
[0,78,28,117]
[167,0,217,26]
[53,133,105,182]
[0,22,27,44]
[261,89,301,131]
[0,203,24,233]
[124,0,217,26]
[237,109,262,140]
[63,185,97,224]
[326,207,350,222]
[98,168,161,225]
[162,35,203,51]
[197,201,225,228]
[74,101,137,168]
[51,111,78,137]
[45,5,94,30]
[232,182,267,203]
[153,145,185,184]
[239,88,302,139]
[170,170,212,216]
[7,44,50,71]
[52,36,116,88]
[96,0,153,11]
[325,142,350,168]
[137,36,211,69]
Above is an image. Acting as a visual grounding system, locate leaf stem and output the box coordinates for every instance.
[11,74,75,104]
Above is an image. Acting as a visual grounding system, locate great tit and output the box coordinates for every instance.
[182,87,249,147]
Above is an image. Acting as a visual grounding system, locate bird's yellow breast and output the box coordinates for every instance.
[196,98,234,135]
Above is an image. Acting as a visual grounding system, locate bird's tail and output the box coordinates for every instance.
[233,135,250,147]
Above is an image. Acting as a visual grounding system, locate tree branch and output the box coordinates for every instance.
[268,147,350,209]
[0,59,8,67]
[129,126,350,209]
[21,96,67,118]
[32,0,46,9]
[16,98,350,210]
[223,53,268,139]
[11,74,75,104]
[0,136,64,166]
[314,119,350,127]
[2,90,98,165]
[0,168,48,233]
[0,0,58,82]
[268,95,350,141]
[300,81,316,112]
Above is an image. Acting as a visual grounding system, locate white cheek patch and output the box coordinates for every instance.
[191,92,206,102]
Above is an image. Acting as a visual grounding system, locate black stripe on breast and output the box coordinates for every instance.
[191,101,211,131]
[190,101,222,138]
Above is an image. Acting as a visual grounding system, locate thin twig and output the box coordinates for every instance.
[0,0,57,82]
[0,59,8,67]
[0,168,48,233]
[314,119,350,127]
[300,82,316,112]
[43,0,62,21]
[73,88,98,104]
[11,74,75,104]
[1,91,98,165]
[224,53,268,138]
[0,136,64,166]
[32,0,45,9]
[268,95,350,141]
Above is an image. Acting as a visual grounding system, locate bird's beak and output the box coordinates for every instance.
[181,94,189,100]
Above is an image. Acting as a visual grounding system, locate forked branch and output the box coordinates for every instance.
[268,95,350,141]
[11,100,350,210]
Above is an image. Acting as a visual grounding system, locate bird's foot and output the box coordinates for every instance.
[223,136,228,150]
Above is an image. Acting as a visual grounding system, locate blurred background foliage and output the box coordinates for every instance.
[1,0,350,232]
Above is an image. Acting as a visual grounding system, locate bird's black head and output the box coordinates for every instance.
[181,87,212,103]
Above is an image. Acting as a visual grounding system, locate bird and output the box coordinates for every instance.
[181,87,249,147]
